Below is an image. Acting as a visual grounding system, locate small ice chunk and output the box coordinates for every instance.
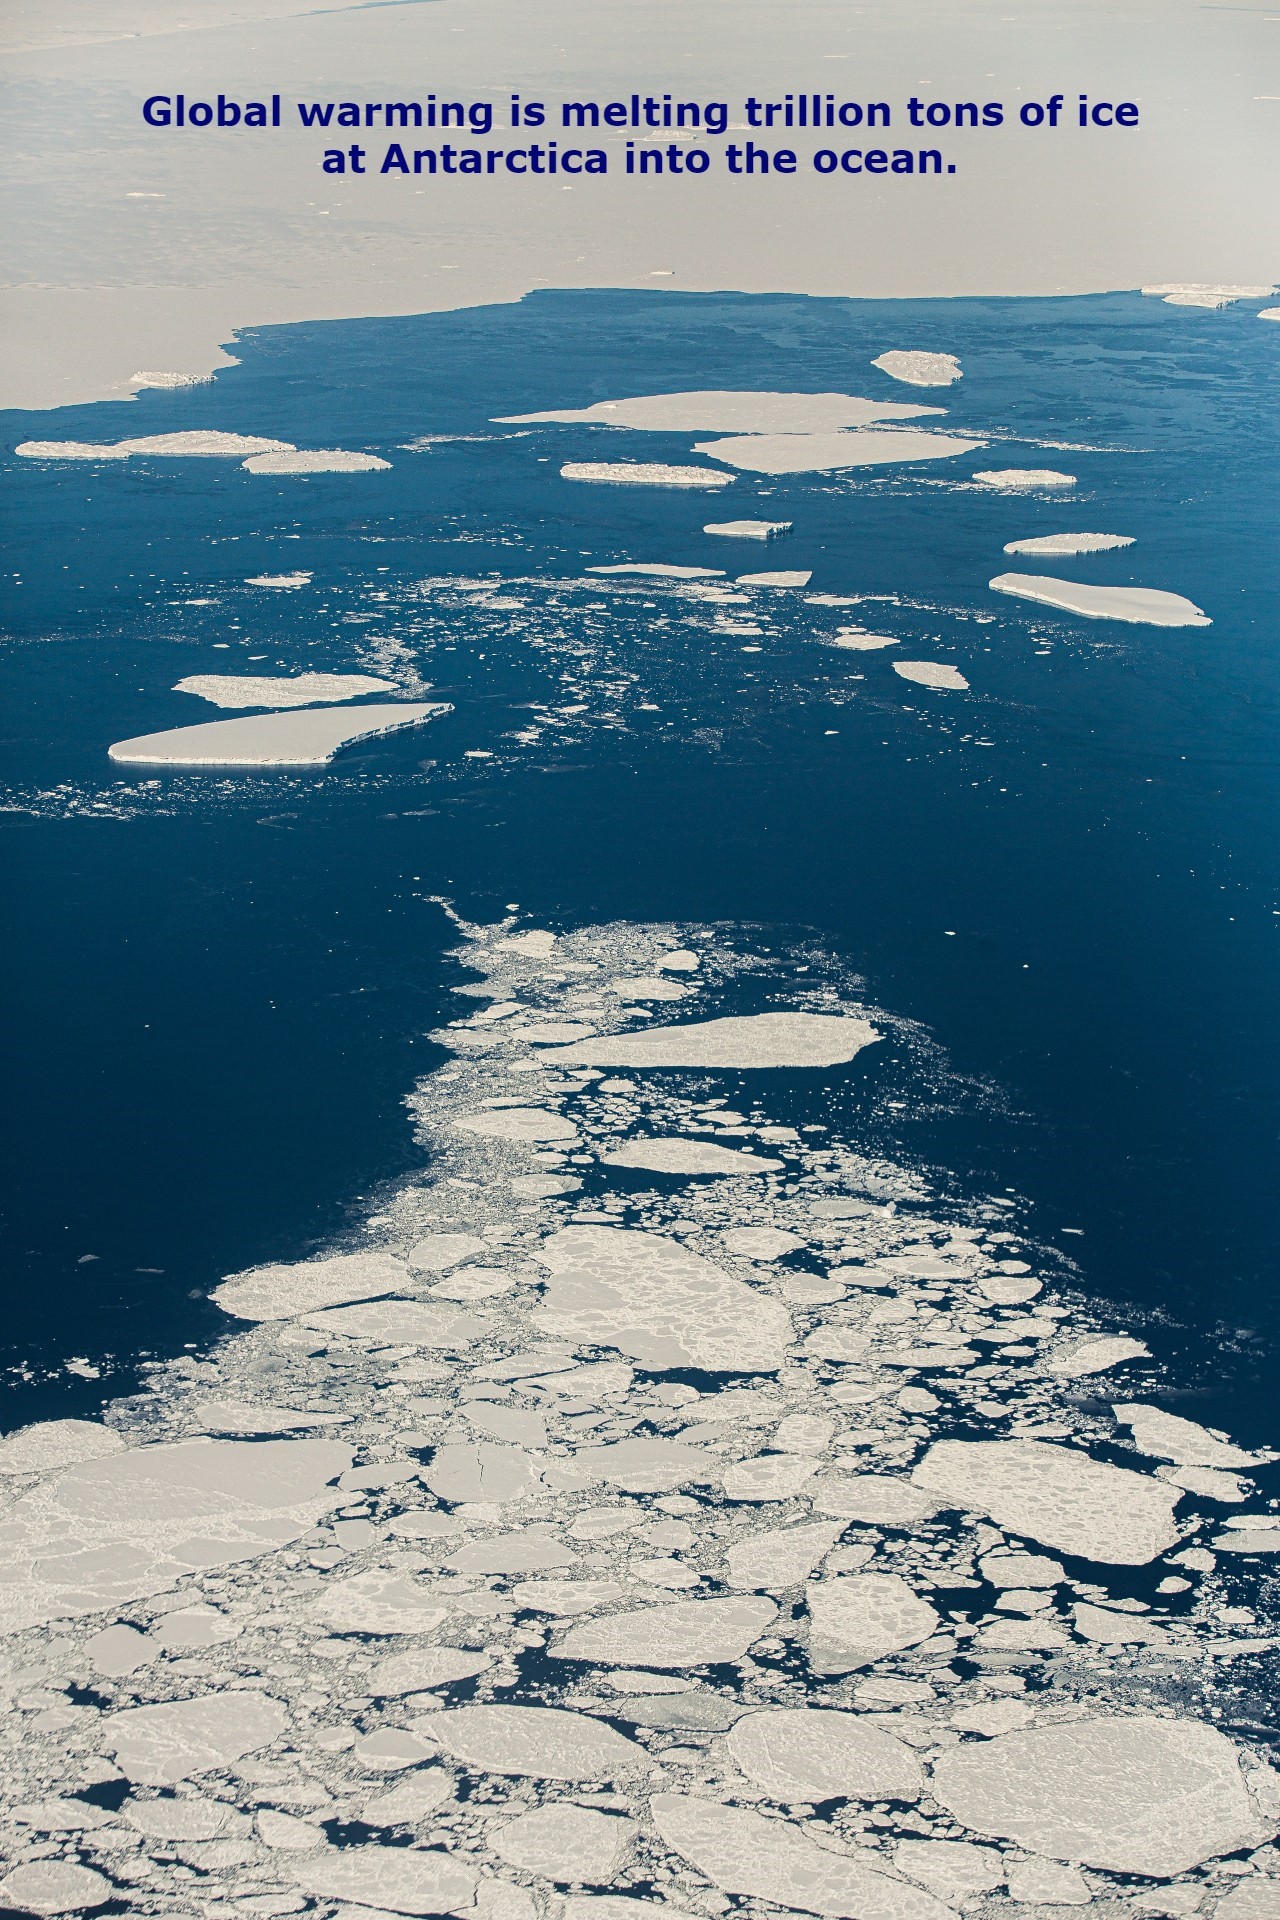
[369,1647,492,1694]
[245,571,312,587]
[105,1690,286,1783]
[725,1520,844,1591]
[243,448,391,472]
[704,519,793,539]
[1113,1403,1263,1468]
[554,1594,776,1668]
[545,1010,879,1069]
[895,1840,1004,1896]
[872,351,962,387]
[587,563,724,578]
[894,661,969,691]
[806,1572,940,1674]
[456,1107,579,1142]
[492,1802,637,1881]
[931,1716,1267,1874]
[0,1862,113,1915]
[601,1137,782,1175]
[722,1227,802,1260]
[1003,533,1134,556]
[109,703,448,766]
[213,1249,408,1320]
[912,1439,1181,1564]
[289,1843,477,1915]
[561,462,735,488]
[416,1704,645,1779]
[990,572,1210,627]
[174,672,395,708]
[0,1418,124,1474]
[1141,283,1275,307]
[736,570,813,587]
[973,469,1076,490]
[1047,1335,1149,1379]
[722,1454,819,1501]
[694,430,983,474]
[1006,1858,1092,1905]
[727,1705,923,1803]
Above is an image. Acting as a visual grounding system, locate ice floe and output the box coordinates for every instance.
[214,1248,409,1319]
[555,1595,776,1667]
[104,1690,286,1783]
[17,430,292,461]
[1142,283,1276,308]
[14,440,131,461]
[972,469,1076,490]
[0,1862,113,1915]
[806,1571,940,1672]
[1046,1334,1150,1377]
[493,1802,636,1880]
[108,701,449,765]
[0,1418,124,1474]
[174,671,396,708]
[704,518,793,538]
[727,1704,923,1801]
[1002,532,1135,555]
[737,569,812,586]
[545,1010,879,1068]
[912,1439,1182,1563]
[1259,307,1280,322]
[693,430,983,474]
[894,662,969,690]
[872,351,962,386]
[290,1843,477,1914]
[561,462,735,488]
[497,391,944,431]
[587,564,724,578]
[243,448,392,473]
[244,570,312,587]
[416,1703,645,1778]
[600,1137,783,1175]
[1113,1402,1267,1468]
[989,571,1212,626]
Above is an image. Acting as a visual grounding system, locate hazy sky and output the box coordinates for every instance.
[2,0,1277,408]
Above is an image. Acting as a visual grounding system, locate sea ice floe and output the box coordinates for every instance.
[587,564,724,578]
[0,1862,113,1916]
[989,572,1211,626]
[574,1435,718,1492]
[307,1563,448,1633]
[492,1802,637,1881]
[242,448,392,472]
[290,1843,478,1915]
[704,518,793,538]
[407,1231,488,1271]
[912,1439,1182,1564]
[174,672,396,708]
[1005,1858,1091,1904]
[893,661,969,691]
[600,1137,782,1175]
[0,1417,124,1474]
[554,1595,776,1667]
[497,391,943,431]
[722,1454,819,1500]
[979,1548,1065,1587]
[829,629,899,650]
[192,1398,351,1432]
[651,1795,953,1920]
[416,1704,646,1779]
[456,1107,579,1142]
[1113,1402,1266,1468]
[972,469,1076,490]
[531,1225,791,1371]
[692,430,982,474]
[104,1690,286,1783]
[810,1472,937,1525]
[546,1010,879,1069]
[214,1248,409,1320]
[420,1441,543,1504]
[725,1519,845,1590]
[1141,283,1276,308]
[931,1715,1271,1874]
[305,1298,486,1345]
[727,1705,923,1803]
[561,462,735,488]
[14,440,132,461]
[1259,307,1280,322]
[108,702,449,766]
[1002,532,1134,556]
[872,351,963,387]
[245,571,312,586]
[806,1572,940,1673]
[1046,1334,1149,1378]
[17,431,292,461]
[737,569,812,586]
[722,1225,802,1258]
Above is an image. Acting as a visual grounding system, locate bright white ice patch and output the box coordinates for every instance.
[105,1690,286,1783]
[587,564,724,578]
[497,391,943,431]
[912,1439,1181,1564]
[561,462,734,488]
[174,672,396,708]
[989,572,1211,626]
[108,701,448,765]
[704,519,793,539]
[244,571,312,587]
[242,448,391,473]
[1142,283,1275,308]
[693,430,982,474]
[0,1418,124,1475]
[214,1248,408,1320]
[130,370,209,389]
[1003,533,1134,556]
[726,1705,923,1802]
[544,1010,879,1069]
[872,351,962,387]
[600,1137,783,1175]
[894,661,969,690]
[806,1572,940,1673]
[973,469,1076,490]
[15,440,131,461]
[554,1595,776,1668]
[414,1704,646,1778]
[737,570,812,587]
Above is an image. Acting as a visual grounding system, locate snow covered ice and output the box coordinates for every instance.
[990,571,1212,626]
[872,351,963,386]
[174,672,397,708]
[108,701,449,765]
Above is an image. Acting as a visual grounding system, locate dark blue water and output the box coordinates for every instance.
[2,288,1276,1440]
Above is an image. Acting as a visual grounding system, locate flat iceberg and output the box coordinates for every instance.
[990,572,1211,626]
[242,448,391,473]
[1142,283,1275,308]
[973,469,1076,490]
[693,430,983,474]
[543,1010,880,1069]
[18,431,293,460]
[587,563,724,578]
[244,571,313,587]
[737,570,812,587]
[174,672,397,708]
[1003,533,1134,556]
[872,351,962,386]
[894,661,969,690]
[15,440,131,461]
[108,701,449,765]
[829,629,898,650]
[561,462,734,488]
[704,519,792,538]
[496,390,943,430]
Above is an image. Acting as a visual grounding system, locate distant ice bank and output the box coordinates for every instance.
[108,702,450,767]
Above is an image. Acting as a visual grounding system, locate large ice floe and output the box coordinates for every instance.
[692,431,982,474]
[174,673,397,709]
[1,911,1277,1920]
[894,662,970,691]
[871,351,963,387]
[242,449,392,473]
[989,572,1211,626]
[1002,533,1134,556]
[1141,284,1276,309]
[495,391,945,431]
[107,702,450,766]
[561,462,735,488]
[16,430,292,461]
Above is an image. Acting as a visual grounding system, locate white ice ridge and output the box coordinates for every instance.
[586,564,724,578]
[107,701,449,766]
[989,572,1211,626]
[494,390,945,430]
[243,571,312,587]
[173,672,397,709]
[542,1010,881,1068]
[872,350,963,386]
[1003,532,1135,555]
[894,661,969,690]
[1141,283,1275,308]
[972,468,1076,490]
[692,430,983,474]
[16,430,291,461]
[561,462,734,488]
[704,518,793,538]
[242,449,391,473]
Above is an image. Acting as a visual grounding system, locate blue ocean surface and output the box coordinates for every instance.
[1,284,1277,1445]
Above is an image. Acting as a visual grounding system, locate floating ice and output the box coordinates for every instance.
[723,1454,819,1501]
[14,440,131,461]
[192,1399,351,1433]
[0,1862,113,1915]
[407,1231,488,1271]
[420,1442,543,1504]
[369,1647,491,1694]
[727,1706,923,1803]
[1046,1335,1149,1378]
[931,1716,1269,1874]
[1259,307,1280,322]
[243,448,392,472]
[601,1137,782,1175]
[416,1704,645,1779]
[693,431,982,474]
[105,1690,286,1783]
[456,1107,579,1142]
[493,1802,637,1881]
[130,370,209,389]
[980,1548,1065,1588]
[108,702,448,766]
[308,1563,448,1633]
[561,462,735,489]
[245,571,313,587]
[1073,1601,1172,1645]
[587,564,724,578]
[290,1843,477,1915]
[1002,533,1134,556]
[214,1249,409,1320]
[972,469,1076,490]
[811,1471,937,1525]
[554,1595,776,1668]
[1113,1402,1265,1468]
[532,1225,792,1371]
[497,392,943,431]
[737,570,813,587]
[652,1795,953,1920]
[722,1226,802,1259]
[872,351,962,387]
[806,1572,940,1673]
[829,630,899,650]
[305,1298,486,1345]
[1142,283,1275,308]
[0,1417,124,1474]
[1005,1859,1092,1905]
[17,431,292,461]
[447,1528,572,1573]
[174,672,396,708]
[989,572,1211,627]
[704,519,793,539]
[574,1435,719,1492]
[895,1841,1003,1897]
[545,1010,879,1069]
[913,1439,1181,1564]
[725,1520,844,1590]
[893,661,969,691]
